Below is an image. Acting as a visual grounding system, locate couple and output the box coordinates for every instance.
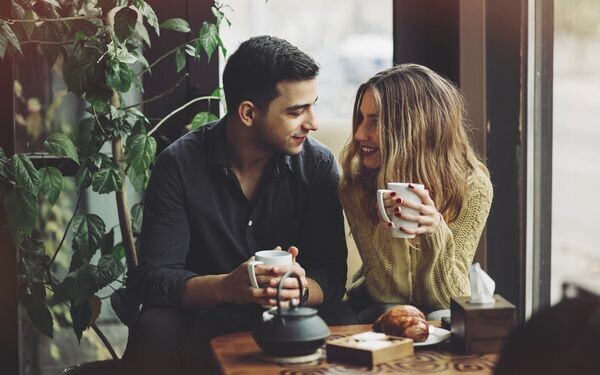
[123,35,492,373]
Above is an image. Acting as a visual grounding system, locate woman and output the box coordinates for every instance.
[339,64,493,322]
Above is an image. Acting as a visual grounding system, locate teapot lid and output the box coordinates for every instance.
[276,304,317,318]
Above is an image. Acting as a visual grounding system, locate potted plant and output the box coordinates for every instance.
[0,0,229,371]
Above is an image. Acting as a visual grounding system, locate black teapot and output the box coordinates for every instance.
[252,271,331,357]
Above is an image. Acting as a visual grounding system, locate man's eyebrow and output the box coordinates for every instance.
[286,97,319,111]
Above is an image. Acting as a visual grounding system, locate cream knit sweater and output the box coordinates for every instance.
[345,168,493,310]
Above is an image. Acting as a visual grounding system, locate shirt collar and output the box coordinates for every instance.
[206,117,295,176]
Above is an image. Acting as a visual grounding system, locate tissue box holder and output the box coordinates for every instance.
[450,294,516,354]
[326,333,413,367]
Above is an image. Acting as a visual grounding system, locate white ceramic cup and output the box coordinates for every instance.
[247,250,293,288]
[376,183,425,238]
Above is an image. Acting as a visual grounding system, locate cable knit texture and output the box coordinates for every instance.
[345,167,493,310]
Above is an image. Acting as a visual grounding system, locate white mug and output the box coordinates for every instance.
[376,183,425,238]
[247,250,293,288]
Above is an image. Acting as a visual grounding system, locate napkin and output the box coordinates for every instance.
[469,262,495,304]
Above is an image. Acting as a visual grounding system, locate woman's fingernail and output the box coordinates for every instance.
[394,207,400,212]
[395,198,402,204]
[387,222,393,227]
[390,192,396,197]
[408,184,414,189]
[399,227,405,232]
[394,213,401,218]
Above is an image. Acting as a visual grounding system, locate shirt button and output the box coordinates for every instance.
[248,220,253,227]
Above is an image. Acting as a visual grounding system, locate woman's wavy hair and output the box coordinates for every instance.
[338,64,488,223]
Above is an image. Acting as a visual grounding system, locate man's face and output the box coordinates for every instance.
[255,79,319,155]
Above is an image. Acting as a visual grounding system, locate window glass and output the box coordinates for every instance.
[219,0,393,119]
[552,0,600,302]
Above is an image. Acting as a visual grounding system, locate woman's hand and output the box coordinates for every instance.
[382,184,442,235]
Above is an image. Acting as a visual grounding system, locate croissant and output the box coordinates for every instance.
[373,305,429,342]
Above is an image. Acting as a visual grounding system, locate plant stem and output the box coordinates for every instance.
[21,40,74,45]
[120,73,189,110]
[48,188,84,267]
[91,323,119,361]
[110,91,138,269]
[2,15,100,24]
[147,95,220,137]
[136,37,199,77]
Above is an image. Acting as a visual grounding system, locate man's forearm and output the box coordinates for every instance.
[179,274,227,309]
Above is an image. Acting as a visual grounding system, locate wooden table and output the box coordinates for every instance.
[210,324,499,374]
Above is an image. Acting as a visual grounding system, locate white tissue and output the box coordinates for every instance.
[469,263,495,304]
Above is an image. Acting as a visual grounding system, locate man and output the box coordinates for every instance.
[123,35,353,373]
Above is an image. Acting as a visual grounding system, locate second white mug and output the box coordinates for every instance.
[376,183,425,238]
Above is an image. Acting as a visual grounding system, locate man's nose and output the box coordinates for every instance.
[303,111,318,131]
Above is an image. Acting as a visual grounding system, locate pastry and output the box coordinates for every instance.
[373,305,429,342]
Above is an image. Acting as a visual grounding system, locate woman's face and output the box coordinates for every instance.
[354,89,381,170]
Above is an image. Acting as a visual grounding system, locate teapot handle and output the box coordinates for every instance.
[276,271,304,317]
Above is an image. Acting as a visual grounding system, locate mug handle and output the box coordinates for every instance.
[376,189,394,227]
[247,260,264,288]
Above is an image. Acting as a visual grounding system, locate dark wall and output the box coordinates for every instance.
[393,0,460,84]
[485,0,526,321]
[144,0,219,150]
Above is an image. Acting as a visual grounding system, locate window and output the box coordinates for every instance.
[551,0,600,303]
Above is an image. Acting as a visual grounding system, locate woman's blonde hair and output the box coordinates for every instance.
[338,64,488,223]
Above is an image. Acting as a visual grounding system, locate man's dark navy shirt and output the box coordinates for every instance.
[130,118,348,308]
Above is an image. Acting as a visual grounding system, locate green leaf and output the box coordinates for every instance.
[26,300,53,339]
[138,1,159,36]
[110,287,140,327]
[51,276,75,305]
[112,242,125,261]
[70,19,98,37]
[32,0,59,19]
[0,146,10,179]
[4,187,37,246]
[38,167,62,205]
[92,167,123,194]
[44,133,79,164]
[175,47,185,73]
[190,112,218,131]
[96,254,125,288]
[0,20,22,55]
[198,22,218,62]
[96,0,117,14]
[131,203,143,234]
[100,229,115,256]
[76,117,104,160]
[114,7,138,43]
[73,214,106,257]
[31,21,66,67]
[10,154,41,194]
[71,300,91,342]
[106,61,133,92]
[160,18,190,33]
[127,134,156,174]
[63,50,104,96]
[75,167,92,189]
[127,167,147,193]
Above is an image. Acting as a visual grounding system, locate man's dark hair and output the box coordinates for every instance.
[222,35,319,114]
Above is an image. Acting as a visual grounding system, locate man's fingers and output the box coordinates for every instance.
[287,246,299,261]
[269,276,307,289]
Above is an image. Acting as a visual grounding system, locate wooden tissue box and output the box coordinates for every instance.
[326,331,413,367]
[450,294,516,354]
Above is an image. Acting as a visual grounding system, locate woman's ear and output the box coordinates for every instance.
[238,101,257,127]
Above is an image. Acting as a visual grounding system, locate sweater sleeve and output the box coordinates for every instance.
[417,171,493,309]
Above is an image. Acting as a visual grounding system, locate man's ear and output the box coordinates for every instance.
[238,101,257,127]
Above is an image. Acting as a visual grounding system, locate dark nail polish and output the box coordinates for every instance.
[396,198,402,204]
[399,227,405,231]
[395,207,400,212]
[408,184,414,189]
[387,222,393,227]
[394,213,401,218]
[390,192,396,197]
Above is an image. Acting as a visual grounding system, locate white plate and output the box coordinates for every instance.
[413,325,450,347]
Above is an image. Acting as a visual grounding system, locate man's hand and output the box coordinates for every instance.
[258,246,309,306]
[218,258,279,305]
